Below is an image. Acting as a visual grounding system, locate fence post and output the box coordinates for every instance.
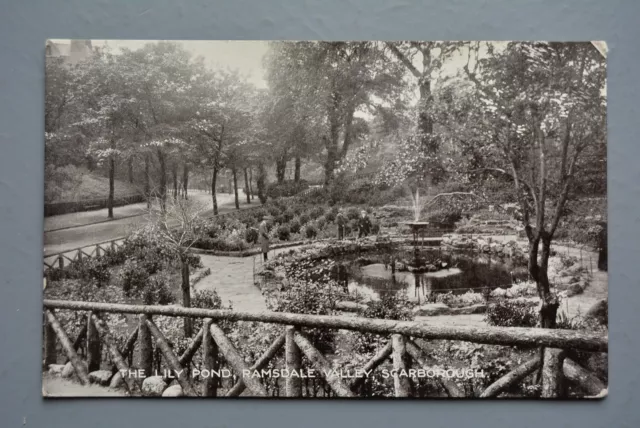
[111,242,116,252]
[58,256,64,270]
[77,250,83,262]
[136,314,153,378]
[96,245,101,258]
[285,326,302,397]
[86,312,102,372]
[541,348,565,398]
[43,314,57,368]
[391,334,411,397]
[202,319,218,397]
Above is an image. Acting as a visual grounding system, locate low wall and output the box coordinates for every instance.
[45,194,145,217]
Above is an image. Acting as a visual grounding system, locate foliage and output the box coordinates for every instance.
[276,224,291,241]
[267,180,309,199]
[119,260,150,296]
[142,272,175,305]
[485,299,538,327]
[270,280,339,352]
[304,223,318,239]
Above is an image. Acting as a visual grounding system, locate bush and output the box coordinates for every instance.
[277,224,291,241]
[309,206,325,220]
[245,227,259,244]
[315,216,327,230]
[267,205,281,217]
[271,281,337,352]
[281,209,295,223]
[298,213,310,225]
[143,273,175,305]
[304,223,318,239]
[267,180,309,199]
[120,260,150,295]
[325,209,336,223]
[289,218,301,234]
[346,207,360,220]
[485,299,538,327]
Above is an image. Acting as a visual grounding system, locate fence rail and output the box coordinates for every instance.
[42,299,608,398]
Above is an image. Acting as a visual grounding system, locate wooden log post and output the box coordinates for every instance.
[563,357,607,397]
[350,342,392,392]
[227,333,286,397]
[86,312,102,372]
[95,245,102,258]
[541,348,566,398]
[391,334,410,397]
[45,310,90,385]
[202,319,218,397]
[179,328,204,367]
[208,323,268,396]
[136,314,153,378]
[71,322,88,352]
[145,318,198,397]
[58,256,64,270]
[285,326,302,397]
[406,339,465,397]
[293,331,354,397]
[480,356,541,398]
[43,314,57,368]
[91,314,141,395]
[120,327,139,360]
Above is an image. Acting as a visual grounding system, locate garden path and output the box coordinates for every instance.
[194,254,267,312]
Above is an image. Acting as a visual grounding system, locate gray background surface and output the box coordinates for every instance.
[0,0,637,426]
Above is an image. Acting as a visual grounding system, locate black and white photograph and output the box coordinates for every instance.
[42,40,607,399]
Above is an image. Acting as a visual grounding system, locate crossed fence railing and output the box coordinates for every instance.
[42,299,608,398]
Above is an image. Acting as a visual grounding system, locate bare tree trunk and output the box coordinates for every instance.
[232,167,240,210]
[257,162,267,204]
[128,158,134,184]
[172,163,178,200]
[248,167,254,200]
[294,157,301,183]
[276,156,287,184]
[182,164,189,199]
[211,166,218,215]
[144,154,151,209]
[157,149,167,212]
[181,256,192,337]
[243,168,250,204]
[107,154,115,219]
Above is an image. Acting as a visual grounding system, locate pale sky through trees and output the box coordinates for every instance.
[49,40,507,95]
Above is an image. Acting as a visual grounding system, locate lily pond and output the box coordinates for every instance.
[303,245,530,303]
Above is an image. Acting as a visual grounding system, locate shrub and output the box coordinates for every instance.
[271,281,337,352]
[315,216,327,230]
[304,223,318,239]
[267,180,309,199]
[282,209,295,223]
[485,299,538,327]
[277,224,291,241]
[298,213,310,225]
[143,273,175,305]
[356,292,414,354]
[309,206,325,220]
[120,260,150,295]
[289,218,301,234]
[59,258,111,286]
[191,289,233,332]
[346,207,360,220]
[245,227,259,244]
[267,205,281,217]
[325,209,336,223]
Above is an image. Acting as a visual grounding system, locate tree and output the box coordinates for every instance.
[147,197,206,336]
[460,41,606,327]
[265,41,405,185]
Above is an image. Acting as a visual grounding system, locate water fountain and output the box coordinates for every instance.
[401,187,435,273]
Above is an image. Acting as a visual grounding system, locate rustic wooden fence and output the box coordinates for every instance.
[42,299,607,398]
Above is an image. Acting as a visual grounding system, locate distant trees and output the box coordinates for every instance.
[264,41,405,186]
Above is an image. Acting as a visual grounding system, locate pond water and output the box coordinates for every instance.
[333,248,528,303]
